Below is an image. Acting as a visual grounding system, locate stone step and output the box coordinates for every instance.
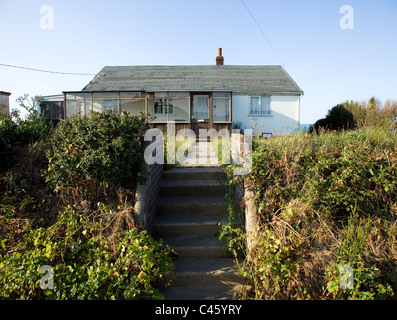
[161,285,242,300]
[159,235,230,258]
[154,214,227,236]
[155,164,243,300]
[163,167,227,181]
[172,258,245,287]
[156,195,227,215]
[159,179,227,197]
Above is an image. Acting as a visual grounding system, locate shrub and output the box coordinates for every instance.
[0,205,174,300]
[45,110,150,204]
[311,104,356,132]
[14,94,51,144]
[0,94,50,171]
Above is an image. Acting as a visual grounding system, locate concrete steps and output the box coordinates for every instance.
[162,167,227,181]
[154,214,228,235]
[154,167,245,300]
[157,195,227,215]
[159,235,228,258]
[159,179,228,197]
[171,258,243,287]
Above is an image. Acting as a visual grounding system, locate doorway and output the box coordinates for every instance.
[191,93,211,139]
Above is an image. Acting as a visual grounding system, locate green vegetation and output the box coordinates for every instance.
[311,97,397,132]
[221,99,397,300]
[0,101,174,300]
[0,95,50,170]
[2,94,396,300]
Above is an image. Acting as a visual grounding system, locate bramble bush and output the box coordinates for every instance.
[46,110,149,189]
[45,110,151,206]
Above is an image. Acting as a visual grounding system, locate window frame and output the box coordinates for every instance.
[250,96,261,115]
[213,92,231,122]
[250,96,271,116]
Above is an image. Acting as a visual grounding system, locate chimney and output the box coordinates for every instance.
[216,48,224,65]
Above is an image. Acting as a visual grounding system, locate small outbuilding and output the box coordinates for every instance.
[0,91,11,114]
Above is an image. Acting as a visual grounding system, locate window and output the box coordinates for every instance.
[120,92,145,116]
[147,92,178,122]
[66,93,92,118]
[213,92,230,122]
[193,95,209,119]
[154,98,173,115]
[250,96,271,116]
[154,99,165,114]
[250,97,260,115]
[93,92,119,114]
[168,92,189,121]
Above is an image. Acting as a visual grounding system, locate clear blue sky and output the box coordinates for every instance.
[1,0,396,124]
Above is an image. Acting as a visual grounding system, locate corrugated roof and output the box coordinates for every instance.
[81,65,303,95]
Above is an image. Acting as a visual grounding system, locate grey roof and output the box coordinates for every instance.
[81,65,303,96]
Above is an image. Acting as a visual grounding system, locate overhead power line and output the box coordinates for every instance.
[240,0,285,67]
[0,63,96,76]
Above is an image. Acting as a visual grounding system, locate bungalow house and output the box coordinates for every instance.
[50,49,303,136]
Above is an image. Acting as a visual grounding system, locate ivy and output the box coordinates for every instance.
[0,206,174,300]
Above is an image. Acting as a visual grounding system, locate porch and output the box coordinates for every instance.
[64,91,232,136]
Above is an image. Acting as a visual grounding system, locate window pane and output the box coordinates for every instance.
[93,99,119,113]
[213,98,229,122]
[121,99,145,116]
[169,92,190,99]
[148,97,167,121]
[119,92,145,99]
[66,101,76,118]
[213,92,230,99]
[92,92,118,99]
[261,97,271,115]
[193,95,209,119]
[168,98,189,121]
[251,97,260,115]
[85,100,92,116]
[154,99,164,114]
[66,93,92,117]
[154,92,168,99]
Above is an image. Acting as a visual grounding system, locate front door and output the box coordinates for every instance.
[191,94,211,139]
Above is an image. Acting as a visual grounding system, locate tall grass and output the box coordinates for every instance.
[344,98,397,129]
[225,125,397,300]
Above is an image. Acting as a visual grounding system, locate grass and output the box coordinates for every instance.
[223,124,397,300]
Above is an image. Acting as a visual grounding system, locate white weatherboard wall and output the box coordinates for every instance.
[232,95,300,135]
